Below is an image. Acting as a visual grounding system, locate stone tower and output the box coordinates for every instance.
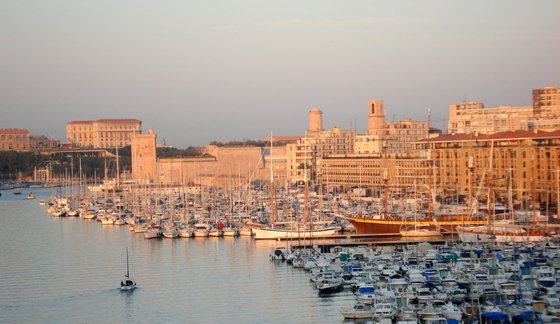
[132,129,157,183]
[308,107,323,134]
[367,100,386,135]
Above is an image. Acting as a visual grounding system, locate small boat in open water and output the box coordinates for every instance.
[120,247,136,291]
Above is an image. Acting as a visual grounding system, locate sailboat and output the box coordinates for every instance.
[120,247,137,291]
[252,133,340,240]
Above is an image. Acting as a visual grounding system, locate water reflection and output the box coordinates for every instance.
[1,188,360,323]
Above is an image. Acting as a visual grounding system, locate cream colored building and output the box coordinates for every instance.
[448,86,560,135]
[288,101,430,183]
[448,102,533,134]
[0,128,30,151]
[533,86,560,130]
[354,134,383,155]
[414,130,560,205]
[286,127,356,183]
[67,119,142,148]
[131,130,158,183]
[319,154,431,196]
[131,129,288,188]
[156,145,287,188]
[355,119,429,156]
[385,119,429,155]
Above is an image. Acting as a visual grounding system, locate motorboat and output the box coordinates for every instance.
[100,215,114,225]
[315,276,343,294]
[27,192,35,199]
[372,302,397,320]
[208,227,223,237]
[418,303,442,319]
[162,225,179,239]
[193,223,209,237]
[144,225,162,239]
[356,284,376,305]
[440,301,462,321]
[179,227,193,238]
[340,303,373,320]
[269,247,287,262]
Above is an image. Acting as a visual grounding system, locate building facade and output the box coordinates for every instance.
[130,129,287,187]
[67,119,142,148]
[414,130,560,206]
[448,102,534,135]
[318,154,431,197]
[448,86,560,135]
[29,135,60,150]
[384,118,429,156]
[131,130,158,183]
[286,127,356,183]
[0,128,30,151]
[533,86,560,131]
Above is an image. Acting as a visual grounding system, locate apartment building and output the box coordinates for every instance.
[414,130,560,205]
[318,154,431,196]
[67,119,142,148]
[0,128,30,151]
[286,127,356,183]
[448,86,560,135]
[448,102,534,134]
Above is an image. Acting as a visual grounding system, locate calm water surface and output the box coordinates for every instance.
[0,188,357,323]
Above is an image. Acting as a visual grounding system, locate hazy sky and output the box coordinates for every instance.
[1,1,559,147]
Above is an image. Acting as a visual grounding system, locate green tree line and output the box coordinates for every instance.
[0,146,206,181]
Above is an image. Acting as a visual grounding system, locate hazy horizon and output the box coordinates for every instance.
[1,1,559,148]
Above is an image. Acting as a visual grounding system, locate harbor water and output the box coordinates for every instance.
[0,188,357,323]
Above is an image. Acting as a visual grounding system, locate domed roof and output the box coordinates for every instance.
[310,107,321,113]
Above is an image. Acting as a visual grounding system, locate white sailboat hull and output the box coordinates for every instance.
[252,226,340,240]
[458,229,551,243]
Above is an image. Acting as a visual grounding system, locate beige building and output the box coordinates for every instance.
[0,128,30,151]
[287,101,430,183]
[367,100,386,135]
[448,86,560,135]
[131,130,158,183]
[131,129,288,188]
[319,154,431,196]
[286,127,356,183]
[414,130,560,205]
[533,86,560,130]
[156,145,287,188]
[67,118,142,148]
[448,102,533,134]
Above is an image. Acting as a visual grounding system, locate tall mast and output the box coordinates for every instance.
[303,132,308,228]
[270,133,275,226]
[126,247,130,278]
[116,144,120,188]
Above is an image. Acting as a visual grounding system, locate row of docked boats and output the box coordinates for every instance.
[40,183,559,245]
[43,195,256,239]
[270,240,560,323]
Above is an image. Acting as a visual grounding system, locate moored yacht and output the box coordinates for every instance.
[340,303,373,320]
[193,223,209,237]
